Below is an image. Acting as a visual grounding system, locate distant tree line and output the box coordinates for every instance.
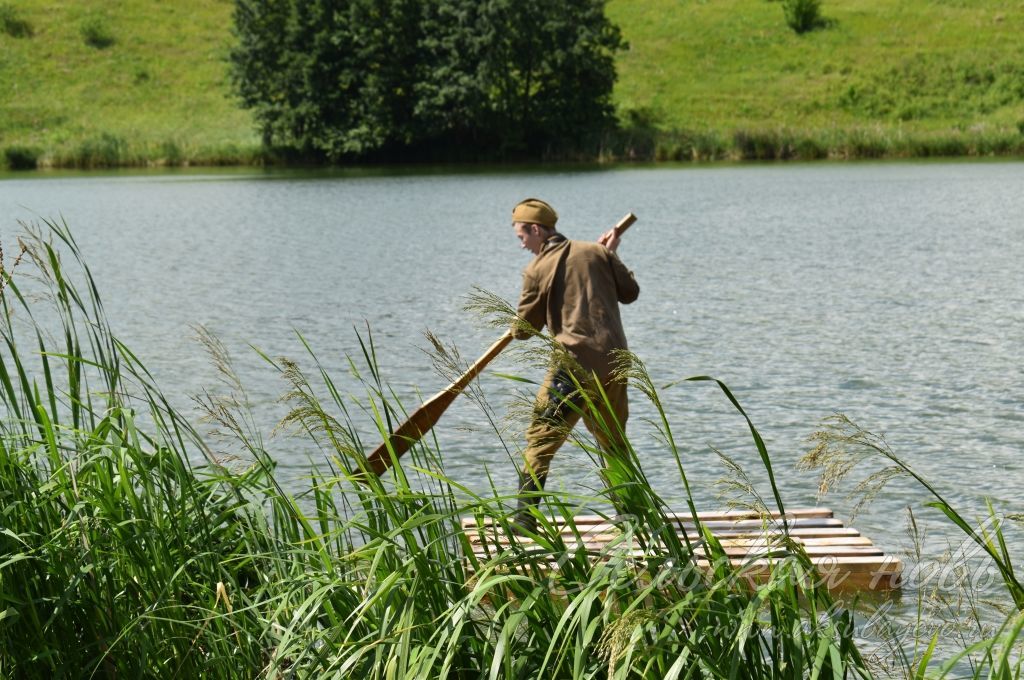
[229,0,625,162]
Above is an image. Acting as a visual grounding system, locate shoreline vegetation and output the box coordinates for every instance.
[5,124,1024,172]
[3,0,1024,171]
[2,219,1023,676]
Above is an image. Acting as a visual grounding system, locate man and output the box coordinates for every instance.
[510,198,640,532]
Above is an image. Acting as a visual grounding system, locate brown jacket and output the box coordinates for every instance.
[514,235,640,380]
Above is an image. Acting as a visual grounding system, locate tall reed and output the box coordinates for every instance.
[1,219,1020,677]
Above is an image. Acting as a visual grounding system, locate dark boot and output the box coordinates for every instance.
[512,470,545,535]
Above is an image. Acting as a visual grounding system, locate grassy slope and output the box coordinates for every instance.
[607,0,1024,133]
[2,0,1023,166]
[1,0,257,165]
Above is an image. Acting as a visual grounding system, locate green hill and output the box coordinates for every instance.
[2,0,1023,168]
[0,0,256,168]
[607,0,1024,158]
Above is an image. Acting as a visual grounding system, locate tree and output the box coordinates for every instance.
[470,0,625,154]
[230,0,625,160]
[231,0,425,157]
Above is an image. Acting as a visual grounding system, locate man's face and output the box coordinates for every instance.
[514,222,545,255]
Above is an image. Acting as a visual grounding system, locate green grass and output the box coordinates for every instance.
[3,218,1024,676]
[604,0,1024,160]
[2,0,1024,166]
[0,0,258,168]
[607,0,1024,133]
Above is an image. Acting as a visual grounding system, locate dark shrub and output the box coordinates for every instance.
[783,0,822,34]
[80,16,115,49]
[794,136,828,160]
[0,3,33,38]
[4,146,39,170]
[75,133,126,167]
[733,129,796,160]
[159,140,184,166]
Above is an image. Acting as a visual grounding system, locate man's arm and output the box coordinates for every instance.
[610,253,639,304]
[512,271,547,339]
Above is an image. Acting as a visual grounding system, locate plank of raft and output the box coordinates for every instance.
[720,527,862,538]
[462,532,872,548]
[635,553,901,570]
[464,544,905,581]
[464,554,904,592]
[694,556,902,573]
[461,508,835,531]
[464,522,856,540]
[567,508,834,525]
[671,507,833,520]
[793,536,873,546]
[548,518,847,531]
[470,543,888,561]
[467,533,869,553]
[556,518,835,532]
[676,517,844,529]
[692,545,883,557]
[685,536,875,548]
[462,528,868,549]
[715,536,875,547]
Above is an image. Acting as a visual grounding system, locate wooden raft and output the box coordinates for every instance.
[462,507,902,592]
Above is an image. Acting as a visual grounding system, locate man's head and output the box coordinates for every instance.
[512,198,558,255]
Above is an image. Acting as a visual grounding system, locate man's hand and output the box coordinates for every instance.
[597,228,620,253]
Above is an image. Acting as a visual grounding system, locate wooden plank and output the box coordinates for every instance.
[705,546,883,557]
[461,507,834,531]
[463,529,872,548]
[465,533,879,552]
[469,541,885,558]
[463,553,903,592]
[462,521,852,538]
[469,546,885,562]
[673,518,845,530]
[498,517,844,530]
[708,555,902,573]
[567,508,835,524]
[720,527,863,538]
[716,536,875,547]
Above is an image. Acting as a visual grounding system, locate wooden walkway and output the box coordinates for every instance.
[462,507,902,592]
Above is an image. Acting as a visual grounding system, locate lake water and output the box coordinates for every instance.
[2,161,1022,634]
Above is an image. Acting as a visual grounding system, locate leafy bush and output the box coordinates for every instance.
[74,133,126,167]
[793,136,828,159]
[80,15,115,49]
[900,134,969,158]
[0,3,33,37]
[230,0,626,161]
[158,139,184,166]
[3,145,39,170]
[782,0,822,34]
[732,128,796,160]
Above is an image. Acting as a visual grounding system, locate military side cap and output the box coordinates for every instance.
[512,198,558,229]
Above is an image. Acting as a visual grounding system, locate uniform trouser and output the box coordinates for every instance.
[514,368,629,531]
